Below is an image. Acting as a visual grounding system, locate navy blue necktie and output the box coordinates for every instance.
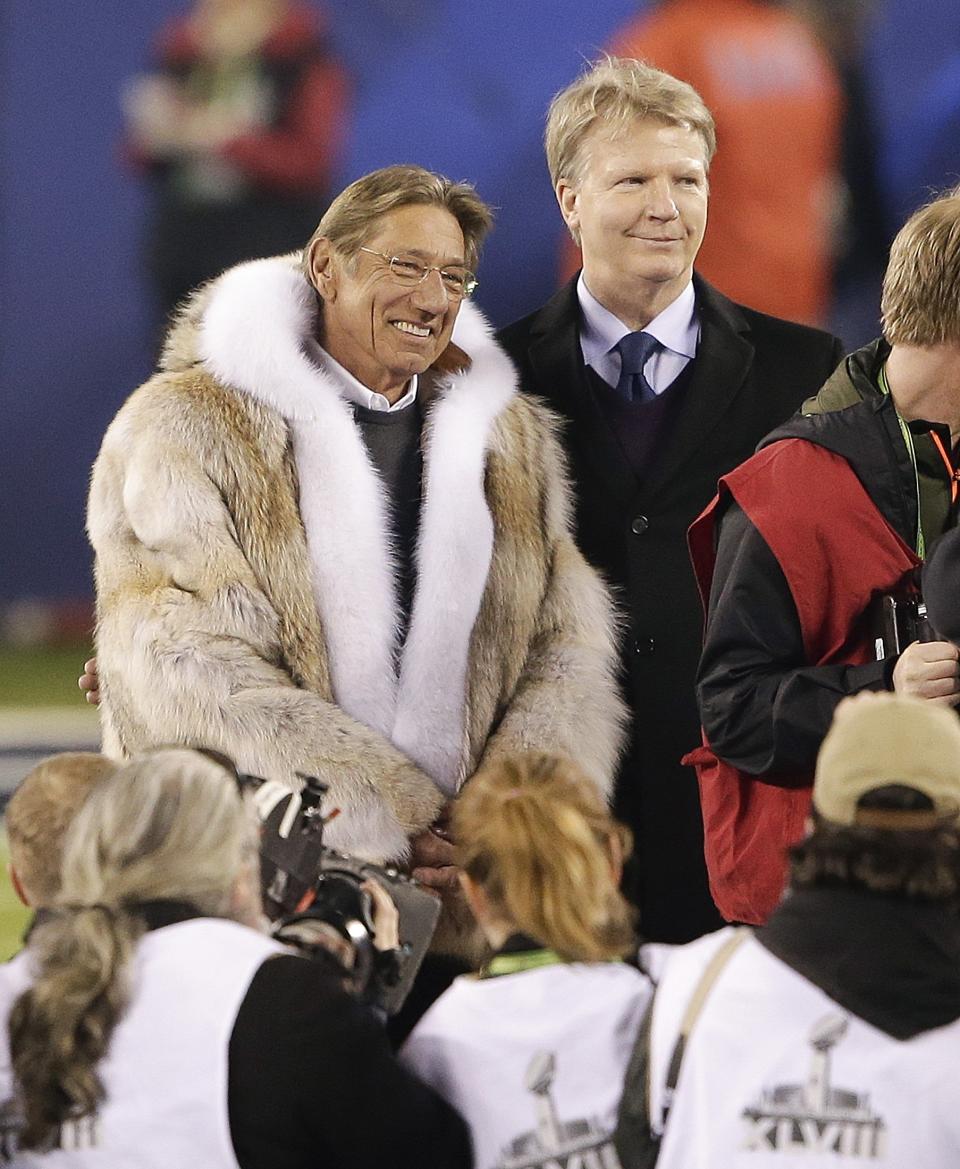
[614,331,659,404]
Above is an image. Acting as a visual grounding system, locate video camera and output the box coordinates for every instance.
[243,774,441,1015]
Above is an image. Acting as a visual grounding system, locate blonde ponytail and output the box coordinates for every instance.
[454,753,635,962]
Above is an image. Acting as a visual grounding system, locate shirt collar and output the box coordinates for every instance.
[306,339,418,413]
[577,274,698,365]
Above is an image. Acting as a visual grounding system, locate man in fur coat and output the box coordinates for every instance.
[87,165,627,888]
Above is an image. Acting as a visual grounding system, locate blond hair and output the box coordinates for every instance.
[454,753,635,963]
[8,749,254,1151]
[301,163,493,278]
[881,185,960,346]
[5,753,117,906]
[545,56,716,191]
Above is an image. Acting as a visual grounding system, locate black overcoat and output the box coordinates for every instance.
[497,274,844,942]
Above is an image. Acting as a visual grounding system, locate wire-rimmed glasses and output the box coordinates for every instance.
[358,247,478,299]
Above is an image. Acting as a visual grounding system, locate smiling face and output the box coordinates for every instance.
[557,117,709,329]
[308,203,466,402]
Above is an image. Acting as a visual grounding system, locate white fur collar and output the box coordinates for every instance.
[198,255,517,794]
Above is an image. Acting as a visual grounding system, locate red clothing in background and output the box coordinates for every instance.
[152,4,348,196]
[126,3,349,321]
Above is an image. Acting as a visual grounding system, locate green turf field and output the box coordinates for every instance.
[0,643,95,956]
[0,644,91,708]
[0,832,31,961]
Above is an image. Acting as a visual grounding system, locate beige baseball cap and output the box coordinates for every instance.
[814,694,960,827]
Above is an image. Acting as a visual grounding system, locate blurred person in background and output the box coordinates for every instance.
[0,748,471,1167]
[3,752,116,921]
[86,164,626,951]
[498,58,842,945]
[692,186,960,926]
[123,0,348,327]
[789,0,889,347]
[402,752,649,1169]
[602,0,843,326]
[616,694,960,1168]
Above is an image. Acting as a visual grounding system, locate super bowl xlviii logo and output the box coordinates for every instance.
[495,1051,622,1169]
[741,1015,885,1158]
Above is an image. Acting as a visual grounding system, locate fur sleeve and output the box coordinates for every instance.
[475,407,629,799]
[89,402,443,862]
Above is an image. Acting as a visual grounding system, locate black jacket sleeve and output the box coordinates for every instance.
[923,526,960,641]
[228,954,473,1169]
[696,502,890,777]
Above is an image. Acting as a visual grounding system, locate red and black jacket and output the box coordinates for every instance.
[685,341,943,924]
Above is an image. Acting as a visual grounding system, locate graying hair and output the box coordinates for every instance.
[301,163,493,280]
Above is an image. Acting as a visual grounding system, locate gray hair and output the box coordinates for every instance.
[301,163,493,279]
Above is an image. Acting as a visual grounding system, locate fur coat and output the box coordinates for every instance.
[88,255,627,862]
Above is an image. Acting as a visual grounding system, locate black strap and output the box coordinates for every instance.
[614,931,749,1165]
[130,900,203,931]
[613,996,661,1169]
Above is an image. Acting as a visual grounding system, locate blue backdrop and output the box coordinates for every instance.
[1,0,958,605]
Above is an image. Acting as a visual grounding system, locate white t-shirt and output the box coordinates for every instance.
[647,927,960,1168]
[402,961,651,1169]
[0,918,282,1167]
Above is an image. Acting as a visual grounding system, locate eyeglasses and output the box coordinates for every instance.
[358,248,478,299]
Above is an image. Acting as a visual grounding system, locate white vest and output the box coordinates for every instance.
[401,961,651,1169]
[646,927,960,1168]
[0,918,282,1167]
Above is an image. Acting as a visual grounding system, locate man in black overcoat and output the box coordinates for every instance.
[497,57,844,942]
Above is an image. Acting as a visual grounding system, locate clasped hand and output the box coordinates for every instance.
[892,640,960,704]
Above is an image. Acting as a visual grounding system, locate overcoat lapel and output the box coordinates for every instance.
[527,281,638,509]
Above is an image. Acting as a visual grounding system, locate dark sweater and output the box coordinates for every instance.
[352,399,423,633]
[585,361,695,483]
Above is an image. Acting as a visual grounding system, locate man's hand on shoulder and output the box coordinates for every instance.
[892,640,960,704]
[79,657,100,705]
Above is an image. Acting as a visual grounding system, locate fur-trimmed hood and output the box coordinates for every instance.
[181,254,518,796]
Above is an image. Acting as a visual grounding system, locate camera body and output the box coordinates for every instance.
[247,775,440,1015]
[871,569,935,659]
